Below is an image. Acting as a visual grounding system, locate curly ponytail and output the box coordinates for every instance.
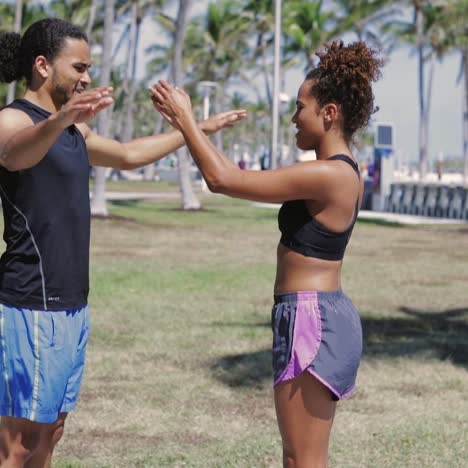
[306,40,384,138]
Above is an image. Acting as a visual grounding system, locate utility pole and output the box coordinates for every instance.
[271,0,282,170]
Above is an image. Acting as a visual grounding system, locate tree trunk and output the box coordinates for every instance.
[261,41,273,166]
[113,22,132,140]
[143,115,163,180]
[261,35,272,110]
[416,1,428,180]
[85,0,97,39]
[463,47,468,185]
[90,0,114,217]
[122,1,142,143]
[213,94,223,153]
[143,68,172,181]
[271,0,282,170]
[6,0,22,104]
[173,0,201,210]
[420,54,435,180]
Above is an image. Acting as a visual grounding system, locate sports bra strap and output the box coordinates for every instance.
[329,154,361,222]
[328,154,360,179]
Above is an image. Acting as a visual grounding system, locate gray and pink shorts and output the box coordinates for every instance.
[271,290,362,400]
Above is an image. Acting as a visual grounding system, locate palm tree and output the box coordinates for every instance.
[90,0,114,217]
[334,0,401,49]
[143,5,181,181]
[145,1,202,205]
[85,0,98,38]
[458,6,468,184]
[185,0,250,87]
[442,0,468,183]
[0,3,14,32]
[184,1,251,160]
[463,47,468,184]
[6,0,22,104]
[242,0,277,108]
[385,0,453,179]
[283,0,339,72]
[49,0,98,30]
[145,4,180,80]
[114,0,164,143]
[415,0,429,179]
[116,0,142,143]
[249,98,275,166]
[172,0,202,210]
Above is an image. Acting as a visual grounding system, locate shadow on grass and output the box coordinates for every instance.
[110,200,140,207]
[156,206,277,221]
[210,321,272,388]
[210,321,270,328]
[363,306,468,368]
[211,306,468,388]
[212,349,272,388]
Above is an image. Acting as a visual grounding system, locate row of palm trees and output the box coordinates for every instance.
[1,0,467,213]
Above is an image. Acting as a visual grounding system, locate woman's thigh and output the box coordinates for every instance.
[274,372,336,464]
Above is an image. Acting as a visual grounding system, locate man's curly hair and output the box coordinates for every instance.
[0,18,88,86]
[306,40,384,139]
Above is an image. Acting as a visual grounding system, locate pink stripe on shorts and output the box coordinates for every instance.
[271,290,362,400]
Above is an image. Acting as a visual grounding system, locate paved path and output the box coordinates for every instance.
[253,202,467,225]
[95,193,467,225]
[90,191,179,201]
[357,210,466,225]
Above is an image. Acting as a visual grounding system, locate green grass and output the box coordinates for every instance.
[90,179,179,193]
[2,191,467,467]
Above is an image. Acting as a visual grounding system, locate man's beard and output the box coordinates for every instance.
[53,80,72,106]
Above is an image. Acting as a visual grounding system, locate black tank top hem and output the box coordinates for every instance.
[0,292,88,312]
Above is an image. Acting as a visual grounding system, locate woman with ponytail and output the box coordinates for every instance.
[152,40,384,467]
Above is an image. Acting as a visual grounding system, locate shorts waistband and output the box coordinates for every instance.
[273,289,344,304]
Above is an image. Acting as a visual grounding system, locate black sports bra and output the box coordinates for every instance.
[278,154,360,261]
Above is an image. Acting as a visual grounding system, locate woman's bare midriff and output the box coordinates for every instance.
[274,242,342,294]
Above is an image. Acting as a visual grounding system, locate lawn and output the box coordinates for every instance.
[4,190,468,467]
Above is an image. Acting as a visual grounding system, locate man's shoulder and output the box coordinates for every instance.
[0,106,34,127]
[0,106,35,147]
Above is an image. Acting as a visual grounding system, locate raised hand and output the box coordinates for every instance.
[55,87,114,128]
[199,110,247,135]
[149,80,246,134]
[149,81,192,132]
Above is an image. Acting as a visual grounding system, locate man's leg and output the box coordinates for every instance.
[0,413,67,468]
[0,423,31,467]
[0,304,89,468]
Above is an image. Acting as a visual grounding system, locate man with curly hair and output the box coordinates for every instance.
[0,18,244,467]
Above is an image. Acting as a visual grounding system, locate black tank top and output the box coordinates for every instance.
[278,154,360,261]
[0,99,90,310]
